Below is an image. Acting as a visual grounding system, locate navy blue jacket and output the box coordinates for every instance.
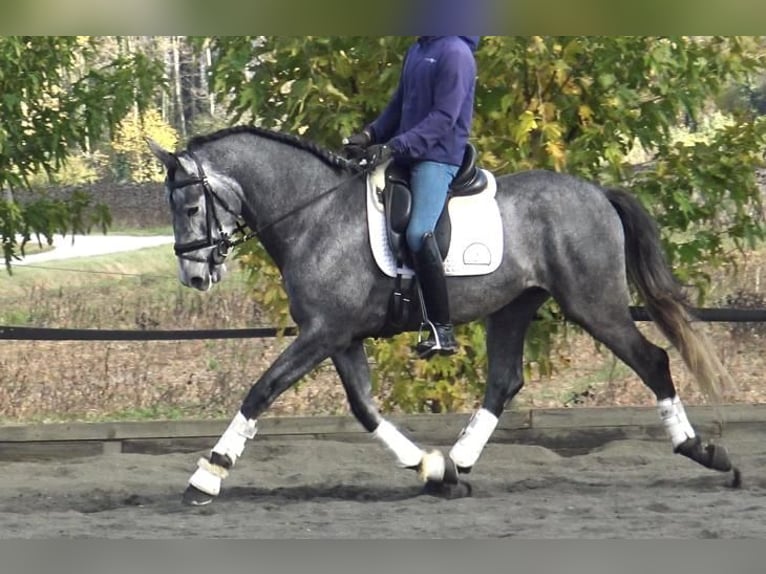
[368,36,479,167]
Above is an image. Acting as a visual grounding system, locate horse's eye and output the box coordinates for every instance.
[186,206,200,217]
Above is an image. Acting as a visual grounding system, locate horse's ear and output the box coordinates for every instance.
[145,137,179,170]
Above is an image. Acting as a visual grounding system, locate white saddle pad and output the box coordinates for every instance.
[366,163,504,278]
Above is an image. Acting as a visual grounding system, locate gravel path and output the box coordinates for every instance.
[15,234,174,266]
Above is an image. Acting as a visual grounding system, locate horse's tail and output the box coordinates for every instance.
[604,187,730,403]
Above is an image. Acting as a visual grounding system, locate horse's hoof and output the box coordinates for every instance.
[706,443,733,472]
[182,485,216,506]
[422,479,472,499]
[676,438,735,473]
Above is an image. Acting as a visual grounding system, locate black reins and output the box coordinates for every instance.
[166,150,367,264]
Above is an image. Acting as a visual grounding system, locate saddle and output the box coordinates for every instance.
[375,143,491,331]
[382,143,488,268]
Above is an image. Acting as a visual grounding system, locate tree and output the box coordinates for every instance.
[0,36,164,269]
[111,107,179,183]
[473,36,766,289]
[204,36,766,277]
[202,37,766,411]
[199,36,412,139]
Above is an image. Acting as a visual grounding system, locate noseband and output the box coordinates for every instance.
[166,152,248,265]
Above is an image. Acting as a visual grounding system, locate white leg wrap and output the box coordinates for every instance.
[188,457,228,496]
[449,408,499,469]
[211,412,258,466]
[373,420,424,468]
[658,396,696,448]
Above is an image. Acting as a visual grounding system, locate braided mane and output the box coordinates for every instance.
[187,125,361,172]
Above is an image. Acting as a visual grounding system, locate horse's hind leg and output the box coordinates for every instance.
[419,289,549,481]
[560,295,738,482]
[332,341,456,485]
[454,290,549,472]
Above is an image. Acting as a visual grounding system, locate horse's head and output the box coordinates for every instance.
[146,138,243,291]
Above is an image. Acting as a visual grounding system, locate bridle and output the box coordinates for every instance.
[166,150,368,265]
[166,152,251,265]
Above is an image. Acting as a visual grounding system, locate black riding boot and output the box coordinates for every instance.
[412,232,457,359]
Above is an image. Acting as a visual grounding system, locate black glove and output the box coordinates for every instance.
[365,144,393,167]
[342,129,372,160]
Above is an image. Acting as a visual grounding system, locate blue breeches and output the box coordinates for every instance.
[405,160,458,253]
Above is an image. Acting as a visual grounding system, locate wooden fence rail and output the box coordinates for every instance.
[1,404,764,462]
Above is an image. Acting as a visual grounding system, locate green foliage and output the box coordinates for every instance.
[629,117,766,298]
[111,108,179,183]
[367,323,487,414]
[0,36,165,268]
[54,151,111,185]
[200,36,412,144]
[188,113,231,138]
[234,240,292,330]
[201,37,766,412]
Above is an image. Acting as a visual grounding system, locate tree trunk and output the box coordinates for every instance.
[172,36,187,139]
[203,41,215,116]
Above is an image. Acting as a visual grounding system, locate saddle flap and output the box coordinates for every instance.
[385,171,412,234]
[382,166,411,261]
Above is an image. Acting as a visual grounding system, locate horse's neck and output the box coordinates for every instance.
[213,137,334,217]
[232,142,351,262]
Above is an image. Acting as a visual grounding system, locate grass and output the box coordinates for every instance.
[1,228,765,424]
[0,237,313,423]
[0,243,254,321]
[1,245,178,301]
[106,225,174,236]
[16,242,55,257]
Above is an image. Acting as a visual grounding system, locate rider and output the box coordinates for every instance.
[344,36,480,359]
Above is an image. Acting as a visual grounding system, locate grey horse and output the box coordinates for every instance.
[147,126,738,506]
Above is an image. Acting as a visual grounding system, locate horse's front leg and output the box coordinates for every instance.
[184,327,337,505]
[332,340,466,492]
[334,342,422,470]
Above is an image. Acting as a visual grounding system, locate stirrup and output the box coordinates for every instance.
[416,321,457,359]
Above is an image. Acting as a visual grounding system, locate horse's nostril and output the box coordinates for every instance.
[190,276,205,290]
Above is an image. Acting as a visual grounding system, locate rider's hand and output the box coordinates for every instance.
[342,129,372,160]
[365,144,393,167]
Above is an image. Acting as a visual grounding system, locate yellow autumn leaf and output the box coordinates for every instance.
[542,121,563,140]
[578,104,594,125]
[545,141,567,171]
[479,150,504,171]
[541,101,558,122]
[513,110,538,145]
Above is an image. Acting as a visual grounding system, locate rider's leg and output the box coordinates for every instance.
[407,161,459,359]
[411,233,457,357]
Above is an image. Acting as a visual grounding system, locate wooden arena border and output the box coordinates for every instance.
[2,308,765,462]
[0,404,764,461]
